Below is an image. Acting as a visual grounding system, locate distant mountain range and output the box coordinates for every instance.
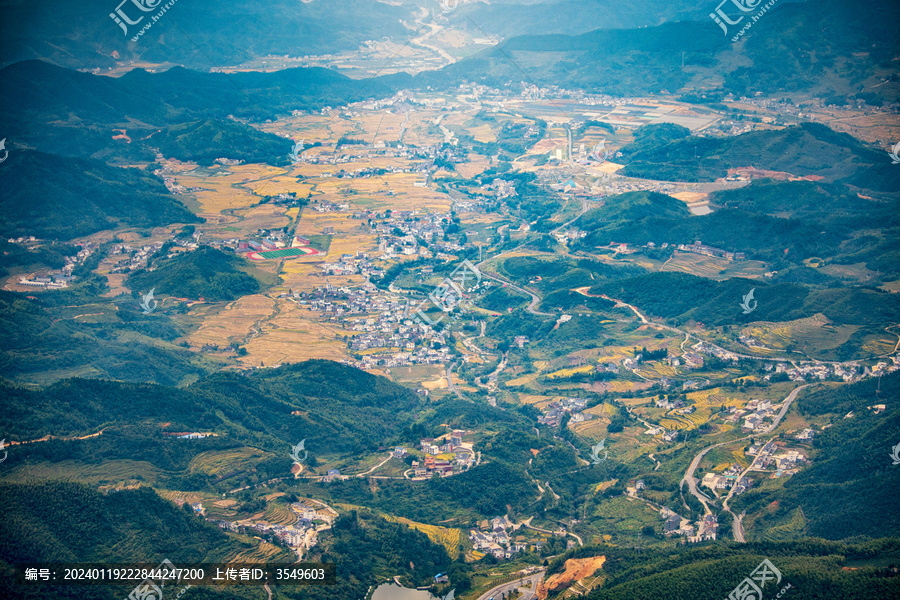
[616,122,900,192]
[4,0,896,108]
[419,0,899,104]
[0,60,394,162]
[0,0,409,70]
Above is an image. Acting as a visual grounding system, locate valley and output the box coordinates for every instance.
[1,1,899,599]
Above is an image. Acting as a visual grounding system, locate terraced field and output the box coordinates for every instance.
[382,515,465,559]
[263,502,298,526]
[189,447,270,476]
[223,538,292,563]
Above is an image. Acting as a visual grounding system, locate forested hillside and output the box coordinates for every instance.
[733,373,900,540]
[567,539,900,599]
[126,246,263,302]
[0,150,199,238]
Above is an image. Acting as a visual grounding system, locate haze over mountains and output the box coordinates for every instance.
[1,1,899,599]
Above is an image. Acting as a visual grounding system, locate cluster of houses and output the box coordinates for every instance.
[537,397,592,428]
[482,179,518,199]
[762,359,898,383]
[409,431,474,478]
[297,282,458,368]
[658,506,720,542]
[209,500,329,554]
[161,431,216,440]
[371,210,472,261]
[107,241,169,274]
[701,465,755,496]
[12,237,97,289]
[676,241,747,262]
[468,516,553,559]
[747,440,808,474]
[316,252,384,278]
[720,399,779,432]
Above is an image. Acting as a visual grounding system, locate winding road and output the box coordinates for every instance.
[476,570,546,600]
[680,384,809,539]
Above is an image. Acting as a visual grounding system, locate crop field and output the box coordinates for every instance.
[383,515,464,559]
[572,418,611,440]
[545,365,594,379]
[262,502,298,526]
[660,250,731,278]
[505,372,541,387]
[635,363,677,379]
[246,175,315,200]
[224,540,291,563]
[247,246,322,260]
[659,415,692,430]
[186,294,275,349]
[189,447,269,476]
[745,314,858,356]
[238,300,351,366]
[691,390,743,409]
[3,459,163,487]
[587,496,661,537]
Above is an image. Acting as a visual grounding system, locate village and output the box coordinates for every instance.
[205,497,337,561]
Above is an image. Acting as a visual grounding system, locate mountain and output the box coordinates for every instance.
[423,0,900,104]
[446,0,710,37]
[0,286,219,385]
[0,360,425,456]
[0,150,199,239]
[0,480,266,600]
[733,373,900,541]
[0,0,409,70]
[423,21,723,96]
[618,122,900,192]
[0,60,397,161]
[573,173,898,271]
[588,271,900,331]
[156,119,294,166]
[569,538,900,599]
[125,246,263,302]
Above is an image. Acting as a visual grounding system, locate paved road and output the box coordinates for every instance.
[476,570,545,600]
[720,384,809,541]
[478,270,552,316]
[470,192,589,318]
[681,384,809,533]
